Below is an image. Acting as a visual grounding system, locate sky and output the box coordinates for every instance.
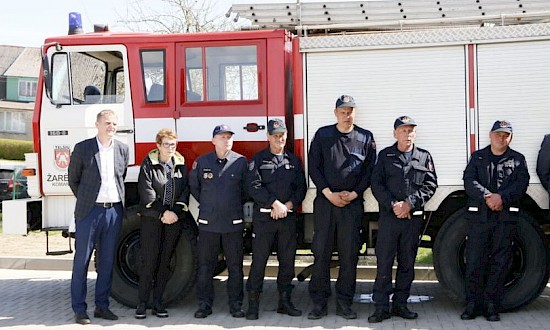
[0,0,236,47]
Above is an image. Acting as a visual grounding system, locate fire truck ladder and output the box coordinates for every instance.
[229,0,550,34]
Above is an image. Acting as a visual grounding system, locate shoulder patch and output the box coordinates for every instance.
[248,160,255,171]
[192,161,198,170]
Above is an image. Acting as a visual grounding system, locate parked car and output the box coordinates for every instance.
[0,165,29,210]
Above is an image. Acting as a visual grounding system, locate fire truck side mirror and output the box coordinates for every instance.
[41,53,52,101]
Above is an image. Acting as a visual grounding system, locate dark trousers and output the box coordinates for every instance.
[138,216,184,304]
[246,218,297,293]
[372,214,423,310]
[71,203,123,313]
[308,197,362,307]
[465,219,514,306]
[196,230,244,308]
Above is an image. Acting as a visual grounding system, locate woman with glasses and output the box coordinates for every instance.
[135,128,190,319]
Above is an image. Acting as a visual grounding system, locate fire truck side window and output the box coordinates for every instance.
[51,50,125,105]
[185,45,258,102]
[141,50,166,103]
[72,51,124,104]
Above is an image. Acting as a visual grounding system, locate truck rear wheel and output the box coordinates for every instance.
[110,206,197,308]
[433,208,550,311]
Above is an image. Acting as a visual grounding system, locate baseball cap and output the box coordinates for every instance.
[212,124,234,137]
[267,119,287,134]
[394,115,417,129]
[491,120,513,134]
[335,95,356,108]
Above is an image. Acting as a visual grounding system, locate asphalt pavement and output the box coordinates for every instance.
[0,268,549,330]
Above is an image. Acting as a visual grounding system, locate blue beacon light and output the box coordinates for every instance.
[68,12,83,35]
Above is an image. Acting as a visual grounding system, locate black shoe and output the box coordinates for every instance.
[391,304,418,319]
[194,306,213,318]
[460,302,476,320]
[485,303,500,322]
[336,301,357,319]
[307,304,327,320]
[230,306,245,318]
[368,309,391,323]
[152,303,168,318]
[75,312,91,325]
[93,308,118,320]
[135,302,147,319]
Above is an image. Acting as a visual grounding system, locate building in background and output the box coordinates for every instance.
[0,46,40,141]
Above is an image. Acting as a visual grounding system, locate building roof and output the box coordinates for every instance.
[0,45,24,75]
[3,47,40,78]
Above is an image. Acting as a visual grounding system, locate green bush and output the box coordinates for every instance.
[0,139,33,160]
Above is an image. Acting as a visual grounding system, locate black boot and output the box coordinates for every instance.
[277,287,302,317]
[246,292,260,320]
[460,302,476,320]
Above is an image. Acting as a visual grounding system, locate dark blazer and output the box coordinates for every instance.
[68,137,129,221]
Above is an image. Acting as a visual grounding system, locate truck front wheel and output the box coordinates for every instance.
[433,208,550,311]
[110,206,198,308]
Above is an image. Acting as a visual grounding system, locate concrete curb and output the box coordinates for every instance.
[0,256,438,281]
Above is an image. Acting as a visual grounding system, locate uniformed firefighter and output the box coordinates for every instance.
[307,95,377,320]
[536,133,550,209]
[461,120,529,322]
[369,116,438,323]
[189,124,248,319]
[244,118,307,320]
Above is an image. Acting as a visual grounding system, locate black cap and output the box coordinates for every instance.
[335,95,356,108]
[491,120,513,134]
[394,115,417,129]
[212,124,234,137]
[267,119,287,134]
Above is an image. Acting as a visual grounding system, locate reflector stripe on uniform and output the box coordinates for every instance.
[198,219,208,224]
[233,219,243,224]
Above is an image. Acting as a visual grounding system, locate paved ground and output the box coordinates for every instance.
[0,268,549,330]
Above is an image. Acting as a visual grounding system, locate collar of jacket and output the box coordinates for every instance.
[147,149,185,166]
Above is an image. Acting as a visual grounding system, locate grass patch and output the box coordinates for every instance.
[416,247,433,265]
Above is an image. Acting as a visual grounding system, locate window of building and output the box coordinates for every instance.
[0,111,25,133]
[18,81,37,98]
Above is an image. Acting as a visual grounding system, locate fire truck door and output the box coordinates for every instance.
[174,41,268,159]
[41,45,135,196]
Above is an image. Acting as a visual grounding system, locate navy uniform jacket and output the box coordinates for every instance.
[246,148,307,223]
[68,137,129,221]
[308,124,377,197]
[536,134,550,208]
[463,145,529,221]
[189,150,248,233]
[371,143,438,215]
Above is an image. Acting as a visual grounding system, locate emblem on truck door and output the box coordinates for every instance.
[54,146,71,170]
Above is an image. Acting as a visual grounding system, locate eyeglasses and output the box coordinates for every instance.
[161,142,177,148]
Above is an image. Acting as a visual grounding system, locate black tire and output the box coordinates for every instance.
[110,206,198,308]
[433,209,550,311]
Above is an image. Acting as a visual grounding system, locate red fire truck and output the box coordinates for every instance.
[3,1,550,310]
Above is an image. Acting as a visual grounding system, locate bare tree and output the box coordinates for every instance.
[119,0,239,33]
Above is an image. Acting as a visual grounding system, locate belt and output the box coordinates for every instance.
[95,202,120,208]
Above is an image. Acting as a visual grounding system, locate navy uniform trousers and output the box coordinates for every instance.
[246,218,297,292]
[372,214,424,309]
[196,230,244,308]
[308,196,362,307]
